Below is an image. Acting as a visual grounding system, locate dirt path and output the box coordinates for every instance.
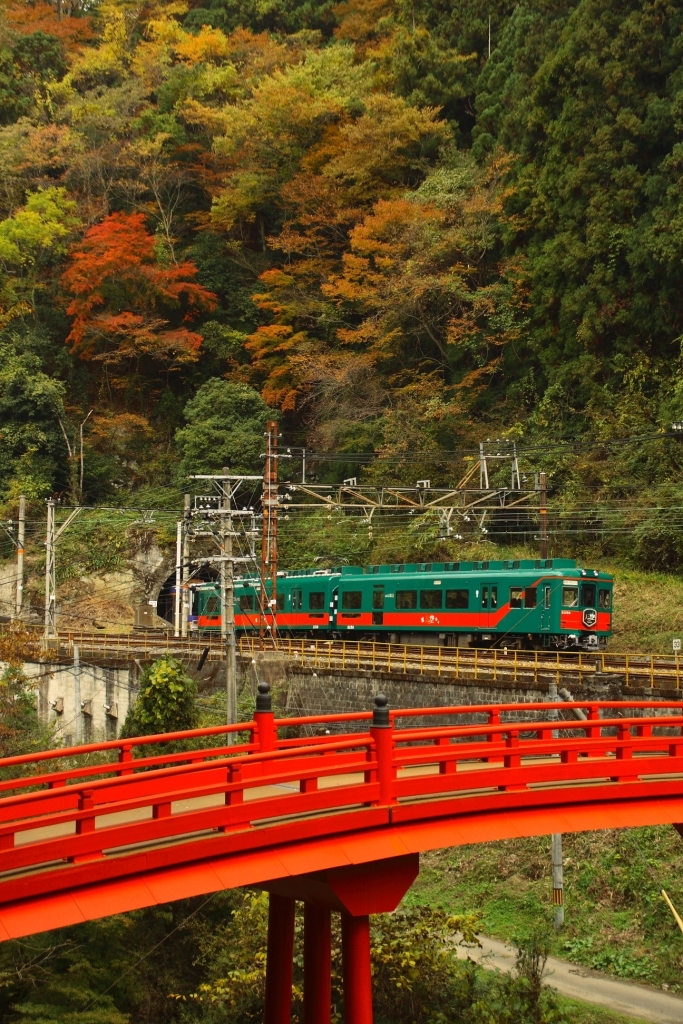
[454,935,683,1024]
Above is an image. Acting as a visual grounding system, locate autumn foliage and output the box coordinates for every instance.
[62,213,216,365]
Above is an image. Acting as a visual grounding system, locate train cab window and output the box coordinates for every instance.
[276,594,285,611]
[510,587,523,608]
[562,586,579,607]
[598,589,611,610]
[207,596,220,614]
[524,587,537,608]
[396,590,417,609]
[481,586,488,608]
[544,586,551,609]
[490,586,498,609]
[581,583,597,607]
[372,588,385,609]
[238,595,254,612]
[310,591,326,610]
[420,590,442,609]
[446,589,469,608]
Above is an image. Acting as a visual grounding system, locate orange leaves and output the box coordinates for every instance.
[62,212,215,365]
[5,1,95,51]
[333,0,395,52]
[323,196,450,349]
[245,323,308,410]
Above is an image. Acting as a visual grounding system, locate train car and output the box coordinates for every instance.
[194,558,613,649]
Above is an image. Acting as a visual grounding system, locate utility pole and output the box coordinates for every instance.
[15,494,25,620]
[479,442,489,490]
[221,467,237,727]
[548,681,564,930]
[44,499,56,638]
[260,420,279,644]
[174,518,182,637]
[43,501,85,639]
[539,471,548,559]
[552,832,564,929]
[181,493,191,637]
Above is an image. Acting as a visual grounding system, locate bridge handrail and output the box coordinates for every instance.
[0,699,682,905]
[1,700,681,785]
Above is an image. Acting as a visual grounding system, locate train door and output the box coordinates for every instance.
[477,582,493,630]
[540,582,552,631]
[372,585,384,626]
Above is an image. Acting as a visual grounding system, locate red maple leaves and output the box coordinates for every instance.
[62,212,216,365]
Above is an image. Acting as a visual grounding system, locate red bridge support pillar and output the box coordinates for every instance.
[304,903,331,1024]
[341,912,372,1024]
[264,893,295,1024]
[261,853,419,1024]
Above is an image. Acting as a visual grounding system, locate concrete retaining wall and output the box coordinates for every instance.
[23,660,136,746]
[10,650,681,747]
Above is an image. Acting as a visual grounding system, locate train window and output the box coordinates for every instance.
[481,586,488,608]
[207,596,221,614]
[524,587,537,608]
[276,594,285,611]
[598,589,611,609]
[341,590,362,609]
[510,587,523,608]
[490,586,498,608]
[310,591,326,610]
[293,589,303,610]
[544,586,551,609]
[396,590,417,609]
[420,590,442,609]
[581,583,597,607]
[446,589,469,608]
[238,595,253,612]
[372,588,385,609]
[562,586,579,607]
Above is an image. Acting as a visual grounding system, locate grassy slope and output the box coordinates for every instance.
[405,827,683,994]
[605,564,683,653]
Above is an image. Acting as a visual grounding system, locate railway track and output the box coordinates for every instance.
[27,631,683,690]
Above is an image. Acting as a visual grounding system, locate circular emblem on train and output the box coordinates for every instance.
[582,608,598,628]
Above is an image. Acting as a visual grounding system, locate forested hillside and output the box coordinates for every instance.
[3,0,683,567]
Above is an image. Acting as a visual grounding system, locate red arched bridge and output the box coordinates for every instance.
[0,688,682,1024]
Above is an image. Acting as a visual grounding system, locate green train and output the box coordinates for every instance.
[193,558,613,650]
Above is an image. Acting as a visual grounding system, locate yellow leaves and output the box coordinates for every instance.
[174,25,232,64]
[211,45,373,229]
[67,4,130,89]
[324,95,451,190]
[135,16,231,71]
[179,98,233,137]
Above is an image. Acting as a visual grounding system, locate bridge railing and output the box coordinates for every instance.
[0,697,682,906]
[240,636,683,689]
[43,632,682,689]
